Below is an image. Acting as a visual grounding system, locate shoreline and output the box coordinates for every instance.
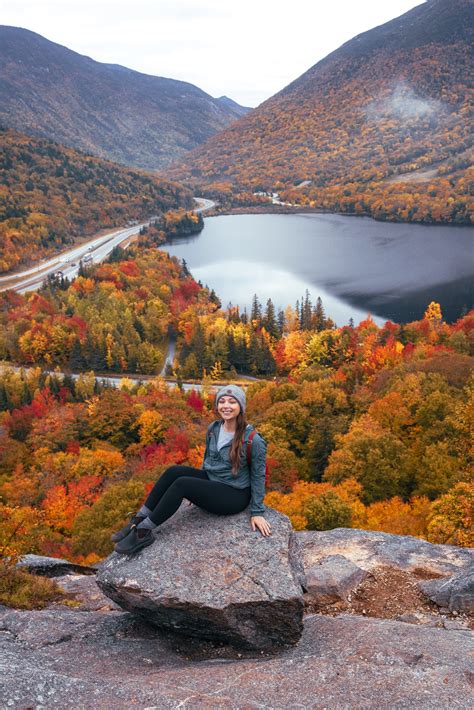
[202,204,473,228]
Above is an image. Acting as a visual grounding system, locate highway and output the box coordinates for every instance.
[0,198,216,294]
[0,223,147,294]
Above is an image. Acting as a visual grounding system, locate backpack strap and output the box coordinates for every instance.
[246,429,257,467]
[208,420,219,439]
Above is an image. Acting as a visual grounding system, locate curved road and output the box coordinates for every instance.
[1,198,216,295]
[0,362,256,394]
[0,197,225,389]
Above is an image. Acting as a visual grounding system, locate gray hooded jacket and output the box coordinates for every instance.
[202,420,267,516]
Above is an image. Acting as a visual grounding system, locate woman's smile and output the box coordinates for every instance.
[217,395,240,423]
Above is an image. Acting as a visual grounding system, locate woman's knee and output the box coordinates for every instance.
[172,477,191,493]
[162,465,184,480]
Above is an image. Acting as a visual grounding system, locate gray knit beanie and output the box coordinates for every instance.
[215,384,246,413]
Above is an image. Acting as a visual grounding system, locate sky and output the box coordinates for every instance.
[3,0,426,107]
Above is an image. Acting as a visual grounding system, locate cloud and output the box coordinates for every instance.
[366,82,443,121]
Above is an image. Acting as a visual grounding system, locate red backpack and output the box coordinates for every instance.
[246,430,270,488]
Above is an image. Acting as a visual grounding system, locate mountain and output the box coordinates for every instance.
[169,0,473,224]
[0,127,192,273]
[216,96,252,117]
[0,26,247,171]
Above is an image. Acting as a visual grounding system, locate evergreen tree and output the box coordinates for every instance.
[133,318,145,341]
[302,289,312,330]
[314,296,327,331]
[233,334,248,373]
[227,332,236,365]
[68,339,85,370]
[251,294,262,324]
[83,336,106,371]
[209,289,221,308]
[47,374,62,397]
[21,382,32,406]
[0,383,12,411]
[277,309,285,336]
[296,299,302,329]
[246,332,260,374]
[263,298,279,339]
[191,321,206,373]
[260,335,277,374]
[108,246,127,263]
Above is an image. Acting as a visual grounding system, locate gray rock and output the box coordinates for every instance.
[0,607,472,709]
[97,505,306,650]
[305,554,368,604]
[16,554,95,577]
[297,528,474,576]
[419,566,474,613]
[54,574,121,612]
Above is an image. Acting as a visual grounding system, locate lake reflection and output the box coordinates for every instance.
[161,214,474,325]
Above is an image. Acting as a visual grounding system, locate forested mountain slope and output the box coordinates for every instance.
[0,128,192,272]
[0,26,247,170]
[169,0,473,223]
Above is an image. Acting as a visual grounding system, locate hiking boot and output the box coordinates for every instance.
[114,526,155,555]
[111,514,146,543]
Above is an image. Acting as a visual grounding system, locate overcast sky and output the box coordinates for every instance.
[3,0,425,106]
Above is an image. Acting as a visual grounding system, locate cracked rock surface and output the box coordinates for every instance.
[1,606,472,709]
[96,506,306,649]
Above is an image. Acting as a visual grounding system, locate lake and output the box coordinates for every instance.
[161,213,473,326]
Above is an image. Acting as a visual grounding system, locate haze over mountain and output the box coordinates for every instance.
[0,26,249,171]
[169,0,473,224]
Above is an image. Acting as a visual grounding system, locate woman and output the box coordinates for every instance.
[112,384,271,555]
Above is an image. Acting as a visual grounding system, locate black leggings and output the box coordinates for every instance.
[144,465,251,526]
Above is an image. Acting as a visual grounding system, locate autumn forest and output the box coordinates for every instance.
[0,0,472,611]
[0,244,472,579]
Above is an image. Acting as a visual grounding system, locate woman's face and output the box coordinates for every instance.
[217,395,241,423]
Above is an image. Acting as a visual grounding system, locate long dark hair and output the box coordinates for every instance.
[216,407,248,475]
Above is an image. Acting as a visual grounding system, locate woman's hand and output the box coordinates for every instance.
[251,516,271,537]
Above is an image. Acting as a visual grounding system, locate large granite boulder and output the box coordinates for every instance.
[419,566,474,613]
[297,528,473,576]
[96,505,306,650]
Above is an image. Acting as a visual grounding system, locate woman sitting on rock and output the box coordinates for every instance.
[112,384,271,555]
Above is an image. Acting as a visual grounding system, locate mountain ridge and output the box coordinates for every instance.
[168,0,473,224]
[0,25,248,170]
